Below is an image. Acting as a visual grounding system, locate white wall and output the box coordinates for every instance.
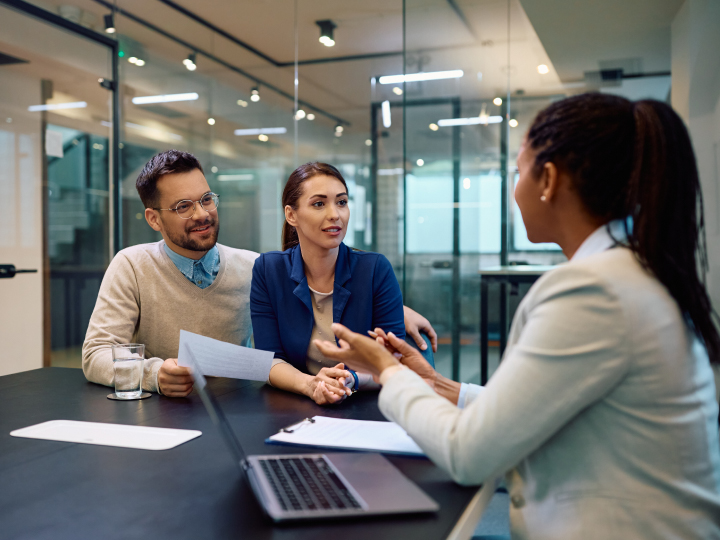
[672,0,720,397]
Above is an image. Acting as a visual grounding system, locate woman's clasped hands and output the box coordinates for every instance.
[306,363,353,405]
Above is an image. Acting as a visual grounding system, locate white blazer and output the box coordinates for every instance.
[379,224,720,540]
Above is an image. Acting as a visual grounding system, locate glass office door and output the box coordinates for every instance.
[0,2,115,374]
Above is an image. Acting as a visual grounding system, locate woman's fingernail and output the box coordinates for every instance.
[421,343,427,350]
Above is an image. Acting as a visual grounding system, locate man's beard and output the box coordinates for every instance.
[165,216,220,252]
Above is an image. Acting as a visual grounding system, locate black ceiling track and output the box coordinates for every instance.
[91,0,350,125]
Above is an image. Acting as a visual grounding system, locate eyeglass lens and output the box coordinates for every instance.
[175,194,218,218]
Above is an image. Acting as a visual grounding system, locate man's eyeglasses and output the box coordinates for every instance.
[154,192,219,219]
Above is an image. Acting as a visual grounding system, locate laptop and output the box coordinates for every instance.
[185,349,439,522]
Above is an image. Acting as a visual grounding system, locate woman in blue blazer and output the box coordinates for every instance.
[250,162,405,405]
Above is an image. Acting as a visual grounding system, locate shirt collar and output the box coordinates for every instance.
[164,243,219,278]
[571,219,628,262]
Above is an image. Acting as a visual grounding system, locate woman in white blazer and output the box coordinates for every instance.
[316,93,720,540]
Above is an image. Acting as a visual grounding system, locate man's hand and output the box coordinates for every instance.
[403,306,438,353]
[305,363,352,405]
[158,358,193,397]
[315,324,399,378]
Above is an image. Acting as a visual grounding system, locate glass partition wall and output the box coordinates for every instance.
[6,0,657,379]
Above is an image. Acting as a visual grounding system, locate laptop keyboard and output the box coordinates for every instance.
[259,457,363,512]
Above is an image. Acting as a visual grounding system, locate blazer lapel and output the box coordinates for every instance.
[290,245,313,314]
[333,244,352,324]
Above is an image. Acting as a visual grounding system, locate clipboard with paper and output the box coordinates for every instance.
[265,416,426,457]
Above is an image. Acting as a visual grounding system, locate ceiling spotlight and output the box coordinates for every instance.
[306,113,315,121]
[211,166,218,173]
[537,64,549,74]
[317,20,336,47]
[104,13,116,34]
[392,87,403,96]
[207,117,216,125]
[429,123,439,131]
[128,56,138,64]
[237,99,248,107]
[258,134,269,142]
[416,159,424,167]
[509,119,519,127]
[463,178,471,190]
[493,97,502,106]
[135,59,145,67]
[381,100,391,128]
[295,109,306,120]
[251,87,260,102]
[183,52,197,71]
[365,139,372,146]
[335,125,344,133]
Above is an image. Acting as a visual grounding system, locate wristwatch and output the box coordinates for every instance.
[347,369,359,393]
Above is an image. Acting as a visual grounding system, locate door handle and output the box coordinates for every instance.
[0,265,38,279]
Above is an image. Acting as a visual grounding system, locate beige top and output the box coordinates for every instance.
[82,241,259,393]
[305,287,337,375]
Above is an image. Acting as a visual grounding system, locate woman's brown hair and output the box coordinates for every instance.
[527,92,720,364]
[281,162,348,251]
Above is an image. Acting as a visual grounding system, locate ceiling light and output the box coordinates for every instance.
[28,101,87,112]
[437,116,503,127]
[493,97,502,106]
[334,131,342,137]
[183,52,197,71]
[234,127,287,136]
[218,174,254,181]
[306,113,315,121]
[128,56,138,64]
[537,64,549,74]
[258,134,269,142]
[237,99,248,107]
[135,59,145,67]
[479,103,489,125]
[316,20,336,47]
[463,178,471,190]
[211,166,218,173]
[378,70,464,85]
[416,159,424,166]
[381,100,391,128]
[392,87,403,95]
[365,139,372,146]
[104,13,115,34]
[207,118,215,125]
[378,168,404,176]
[509,119,519,127]
[251,87,260,102]
[429,123,439,131]
[132,93,199,105]
[295,109,306,120]
[335,125,344,133]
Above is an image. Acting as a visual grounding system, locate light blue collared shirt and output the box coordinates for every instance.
[164,243,220,289]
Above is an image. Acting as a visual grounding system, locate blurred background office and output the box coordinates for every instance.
[1,0,718,391]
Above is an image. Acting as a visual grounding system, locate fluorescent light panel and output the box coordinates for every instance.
[378,70,464,85]
[131,93,199,105]
[28,101,87,112]
[381,100,391,128]
[437,116,503,127]
[234,127,287,136]
[378,168,404,176]
[218,174,254,181]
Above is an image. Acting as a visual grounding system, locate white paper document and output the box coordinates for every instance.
[267,416,425,456]
[10,420,201,451]
[177,329,274,381]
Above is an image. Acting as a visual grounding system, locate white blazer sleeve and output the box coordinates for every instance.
[378,264,632,486]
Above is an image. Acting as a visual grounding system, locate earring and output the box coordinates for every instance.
[540,195,547,202]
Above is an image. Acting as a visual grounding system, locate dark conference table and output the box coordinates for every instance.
[0,368,489,540]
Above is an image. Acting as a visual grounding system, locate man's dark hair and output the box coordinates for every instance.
[135,149,204,208]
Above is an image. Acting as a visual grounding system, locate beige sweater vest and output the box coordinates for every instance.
[82,241,258,393]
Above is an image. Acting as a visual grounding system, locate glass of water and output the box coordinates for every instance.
[112,344,145,399]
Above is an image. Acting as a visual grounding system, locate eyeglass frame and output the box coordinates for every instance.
[153,191,220,219]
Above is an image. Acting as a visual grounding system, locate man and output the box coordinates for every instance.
[83,149,437,397]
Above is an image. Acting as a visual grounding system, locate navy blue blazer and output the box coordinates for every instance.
[250,243,405,373]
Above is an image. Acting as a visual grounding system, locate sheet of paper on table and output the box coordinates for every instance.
[11,420,201,451]
[267,416,426,456]
[177,329,274,381]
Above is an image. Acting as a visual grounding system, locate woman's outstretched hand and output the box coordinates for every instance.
[314,324,399,378]
[369,327,438,390]
[306,363,352,405]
